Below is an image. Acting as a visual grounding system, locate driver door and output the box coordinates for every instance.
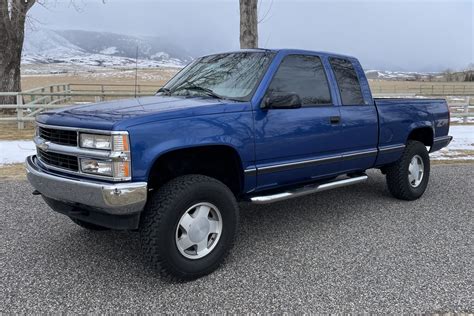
[253,54,344,191]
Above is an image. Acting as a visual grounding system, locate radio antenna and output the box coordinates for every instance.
[134,45,139,98]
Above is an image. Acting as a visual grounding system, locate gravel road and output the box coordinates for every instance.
[1,164,473,313]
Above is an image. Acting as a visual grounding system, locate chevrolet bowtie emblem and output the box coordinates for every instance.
[37,141,50,151]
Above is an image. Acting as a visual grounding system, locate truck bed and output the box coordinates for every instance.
[373,97,450,165]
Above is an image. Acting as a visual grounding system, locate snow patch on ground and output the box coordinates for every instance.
[100,47,118,55]
[0,141,36,165]
[451,117,474,124]
[151,52,170,60]
[430,125,474,160]
[22,53,184,74]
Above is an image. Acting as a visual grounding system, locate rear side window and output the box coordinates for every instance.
[330,58,365,105]
[267,55,331,106]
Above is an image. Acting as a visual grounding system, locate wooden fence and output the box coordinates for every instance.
[0,83,158,129]
[0,83,473,129]
[370,83,474,96]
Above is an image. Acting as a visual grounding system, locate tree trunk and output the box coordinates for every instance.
[0,0,35,107]
[239,0,258,49]
[0,37,22,106]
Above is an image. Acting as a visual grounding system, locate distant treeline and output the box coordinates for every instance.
[463,72,474,82]
[443,65,474,82]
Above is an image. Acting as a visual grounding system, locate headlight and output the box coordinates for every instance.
[79,132,131,180]
[81,158,113,176]
[80,133,130,151]
[80,134,112,150]
[80,158,131,178]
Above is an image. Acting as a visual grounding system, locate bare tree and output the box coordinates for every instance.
[443,68,454,82]
[239,0,258,49]
[0,0,36,104]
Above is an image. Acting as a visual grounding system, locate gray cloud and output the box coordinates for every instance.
[29,0,473,71]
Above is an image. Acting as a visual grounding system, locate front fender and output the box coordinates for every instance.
[127,112,255,182]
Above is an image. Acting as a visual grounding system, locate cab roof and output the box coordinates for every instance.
[207,48,357,61]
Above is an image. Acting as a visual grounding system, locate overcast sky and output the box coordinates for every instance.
[29,0,473,71]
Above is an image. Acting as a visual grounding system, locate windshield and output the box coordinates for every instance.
[159,51,275,101]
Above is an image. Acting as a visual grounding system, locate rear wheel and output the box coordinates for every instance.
[139,174,239,280]
[386,140,430,200]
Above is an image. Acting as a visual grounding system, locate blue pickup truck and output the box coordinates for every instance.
[27,49,452,280]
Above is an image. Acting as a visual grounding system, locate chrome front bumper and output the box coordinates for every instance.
[26,155,147,215]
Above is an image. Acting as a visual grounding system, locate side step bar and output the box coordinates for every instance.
[249,174,368,204]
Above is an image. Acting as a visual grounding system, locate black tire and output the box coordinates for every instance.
[139,174,239,281]
[70,218,110,231]
[386,140,430,201]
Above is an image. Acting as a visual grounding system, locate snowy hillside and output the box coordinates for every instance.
[365,69,442,81]
[22,29,192,73]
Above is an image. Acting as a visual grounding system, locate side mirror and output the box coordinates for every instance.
[261,93,302,109]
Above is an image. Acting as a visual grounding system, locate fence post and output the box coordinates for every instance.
[101,85,105,101]
[464,97,470,124]
[16,94,24,130]
[50,86,54,103]
[66,84,71,103]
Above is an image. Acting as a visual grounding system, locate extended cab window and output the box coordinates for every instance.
[329,58,365,105]
[267,55,331,106]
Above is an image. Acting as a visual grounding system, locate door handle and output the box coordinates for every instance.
[330,116,341,124]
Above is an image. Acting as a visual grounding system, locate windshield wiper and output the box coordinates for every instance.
[157,87,172,95]
[171,85,224,100]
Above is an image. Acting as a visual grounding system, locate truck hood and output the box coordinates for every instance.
[36,96,248,130]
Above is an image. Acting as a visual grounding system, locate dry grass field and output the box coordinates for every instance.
[370,80,474,103]
[21,68,179,91]
[370,80,474,90]
[0,163,26,181]
[0,123,35,140]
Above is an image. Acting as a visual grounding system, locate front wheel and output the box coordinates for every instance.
[386,140,430,201]
[139,174,239,280]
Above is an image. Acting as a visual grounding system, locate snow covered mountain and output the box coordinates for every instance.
[22,29,193,70]
[365,69,442,81]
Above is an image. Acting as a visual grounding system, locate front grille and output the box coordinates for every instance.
[37,148,79,172]
[39,127,77,146]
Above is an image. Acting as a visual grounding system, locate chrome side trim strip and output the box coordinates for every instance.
[379,144,406,154]
[244,167,257,175]
[430,135,452,153]
[258,155,339,174]
[433,136,452,143]
[256,149,377,175]
[341,149,378,159]
[250,175,368,204]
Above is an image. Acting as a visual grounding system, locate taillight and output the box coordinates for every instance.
[447,102,451,128]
